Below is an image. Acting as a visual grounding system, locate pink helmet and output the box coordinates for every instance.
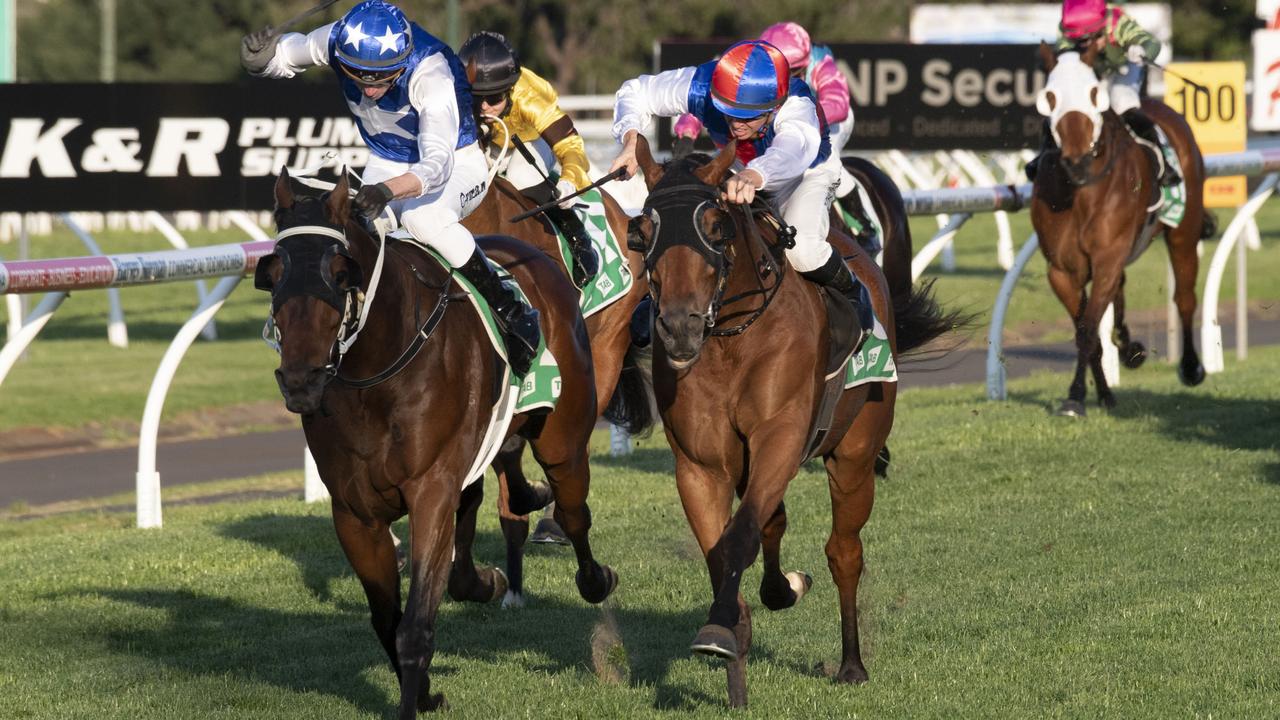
[759,22,810,71]
[1061,0,1107,40]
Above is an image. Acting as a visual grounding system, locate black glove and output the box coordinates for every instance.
[240,27,280,74]
[353,183,395,220]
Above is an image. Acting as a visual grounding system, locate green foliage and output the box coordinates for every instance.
[0,350,1278,716]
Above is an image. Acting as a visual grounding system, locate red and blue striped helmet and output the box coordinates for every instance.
[710,40,790,119]
[334,0,413,74]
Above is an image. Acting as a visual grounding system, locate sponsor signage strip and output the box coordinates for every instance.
[0,240,275,294]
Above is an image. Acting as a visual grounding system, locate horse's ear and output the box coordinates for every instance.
[274,167,294,210]
[327,171,352,224]
[696,140,737,187]
[635,134,664,190]
[1039,41,1057,73]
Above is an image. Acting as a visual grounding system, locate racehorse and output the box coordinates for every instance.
[627,136,953,707]
[836,156,915,303]
[255,171,616,715]
[462,175,652,603]
[1032,44,1212,416]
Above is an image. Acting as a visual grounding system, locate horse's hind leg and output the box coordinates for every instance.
[1046,266,1091,415]
[397,483,459,715]
[757,501,812,611]
[529,438,618,605]
[1112,272,1148,369]
[495,453,530,608]
[331,507,403,680]
[448,480,507,604]
[1166,224,1205,385]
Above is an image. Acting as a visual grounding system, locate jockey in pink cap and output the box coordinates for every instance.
[1026,0,1176,186]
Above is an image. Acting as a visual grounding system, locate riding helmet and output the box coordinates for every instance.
[710,40,790,119]
[458,31,521,94]
[333,0,414,77]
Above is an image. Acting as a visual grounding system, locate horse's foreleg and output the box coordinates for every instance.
[331,507,403,680]
[1046,266,1090,414]
[757,501,812,611]
[448,480,507,604]
[396,487,457,716]
[1166,225,1205,386]
[1083,271,1123,410]
[1112,271,1148,368]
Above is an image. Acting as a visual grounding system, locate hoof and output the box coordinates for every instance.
[786,571,813,603]
[1121,341,1147,369]
[834,663,869,685]
[501,589,526,610]
[874,445,890,478]
[1098,392,1117,411]
[509,482,554,516]
[576,564,618,604]
[416,692,448,712]
[690,624,738,660]
[530,517,570,545]
[489,567,509,602]
[1179,362,1205,387]
[395,542,408,573]
[1055,399,1086,417]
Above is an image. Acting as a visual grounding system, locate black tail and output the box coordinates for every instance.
[893,278,969,356]
[603,342,655,436]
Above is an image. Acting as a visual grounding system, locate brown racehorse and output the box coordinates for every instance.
[1033,44,1212,416]
[628,136,952,707]
[462,177,652,603]
[256,171,616,716]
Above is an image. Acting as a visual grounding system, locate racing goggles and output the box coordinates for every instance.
[339,63,406,88]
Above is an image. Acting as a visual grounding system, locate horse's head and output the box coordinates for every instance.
[627,135,738,369]
[1036,43,1111,184]
[254,169,366,414]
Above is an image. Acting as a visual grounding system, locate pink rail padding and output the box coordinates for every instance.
[0,240,276,294]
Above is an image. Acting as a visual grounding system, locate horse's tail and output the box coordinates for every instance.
[892,278,970,356]
[603,341,655,437]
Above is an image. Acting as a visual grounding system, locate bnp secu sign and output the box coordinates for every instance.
[1162,61,1247,209]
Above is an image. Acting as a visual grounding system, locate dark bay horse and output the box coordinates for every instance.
[255,171,616,715]
[628,136,952,707]
[463,176,652,602]
[1033,44,1212,416]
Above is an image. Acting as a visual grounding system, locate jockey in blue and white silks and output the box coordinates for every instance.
[610,40,867,345]
[240,0,541,374]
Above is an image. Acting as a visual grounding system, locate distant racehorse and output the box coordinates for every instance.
[256,172,616,716]
[628,136,952,707]
[1032,44,1213,415]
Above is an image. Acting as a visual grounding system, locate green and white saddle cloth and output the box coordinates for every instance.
[1148,125,1187,228]
[843,314,897,389]
[550,187,634,318]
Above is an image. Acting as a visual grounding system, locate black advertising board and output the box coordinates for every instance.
[0,81,365,212]
[656,41,1047,152]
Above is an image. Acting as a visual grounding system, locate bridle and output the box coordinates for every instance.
[1057,113,1125,188]
[628,180,793,339]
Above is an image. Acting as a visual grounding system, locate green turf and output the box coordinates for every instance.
[0,347,1276,718]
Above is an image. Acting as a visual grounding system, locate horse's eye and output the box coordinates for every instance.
[334,270,349,287]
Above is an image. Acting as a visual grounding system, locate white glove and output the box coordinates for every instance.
[555,179,578,210]
[1126,45,1146,64]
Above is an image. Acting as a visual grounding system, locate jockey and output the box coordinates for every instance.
[457,31,600,289]
[1027,0,1178,186]
[610,39,871,346]
[672,23,876,241]
[239,0,541,375]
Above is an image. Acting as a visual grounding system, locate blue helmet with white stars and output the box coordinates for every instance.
[334,0,413,78]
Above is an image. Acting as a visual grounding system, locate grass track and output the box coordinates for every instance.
[1,347,1277,718]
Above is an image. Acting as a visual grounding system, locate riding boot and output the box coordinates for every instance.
[455,248,541,377]
[1025,120,1057,182]
[545,204,600,289]
[629,294,653,348]
[1123,109,1181,187]
[843,192,878,251]
[800,252,873,354]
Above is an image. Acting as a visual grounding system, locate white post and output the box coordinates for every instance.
[1099,303,1120,387]
[950,150,1014,270]
[136,274,242,529]
[146,210,216,341]
[609,423,632,456]
[1244,216,1261,251]
[1236,223,1248,360]
[0,292,68,387]
[987,233,1041,400]
[1166,260,1179,364]
[1200,173,1277,374]
[58,213,128,348]
[911,213,972,281]
[304,446,329,502]
[225,210,273,242]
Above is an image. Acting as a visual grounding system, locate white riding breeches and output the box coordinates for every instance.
[361,142,490,268]
[1106,61,1144,116]
[487,137,558,191]
[830,114,858,199]
[772,154,843,273]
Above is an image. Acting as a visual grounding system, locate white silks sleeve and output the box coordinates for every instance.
[256,23,335,78]
[404,53,462,197]
[746,95,822,192]
[612,66,697,143]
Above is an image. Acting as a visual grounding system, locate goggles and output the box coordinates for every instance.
[339,63,406,88]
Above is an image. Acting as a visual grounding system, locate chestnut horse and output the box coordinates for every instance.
[255,172,616,716]
[1033,45,1212,415]
[463,177,652,602]
[627,136,952,707]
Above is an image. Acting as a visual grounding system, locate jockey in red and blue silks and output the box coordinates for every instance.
[239,0,540,374]
[610,40,869,342]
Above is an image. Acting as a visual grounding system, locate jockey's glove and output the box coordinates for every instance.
[1126,45,1146,64]
[555,180,578,210]
[354,183,395,221]
[240,28,281,74]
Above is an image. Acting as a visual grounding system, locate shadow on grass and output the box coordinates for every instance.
[590,447,674,475]
[209,508,805,713]
[36,316,268,343]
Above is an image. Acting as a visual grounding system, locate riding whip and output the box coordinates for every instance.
[276,0,341,33]
[508,168,628,223]
[1145,60,1212,95]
